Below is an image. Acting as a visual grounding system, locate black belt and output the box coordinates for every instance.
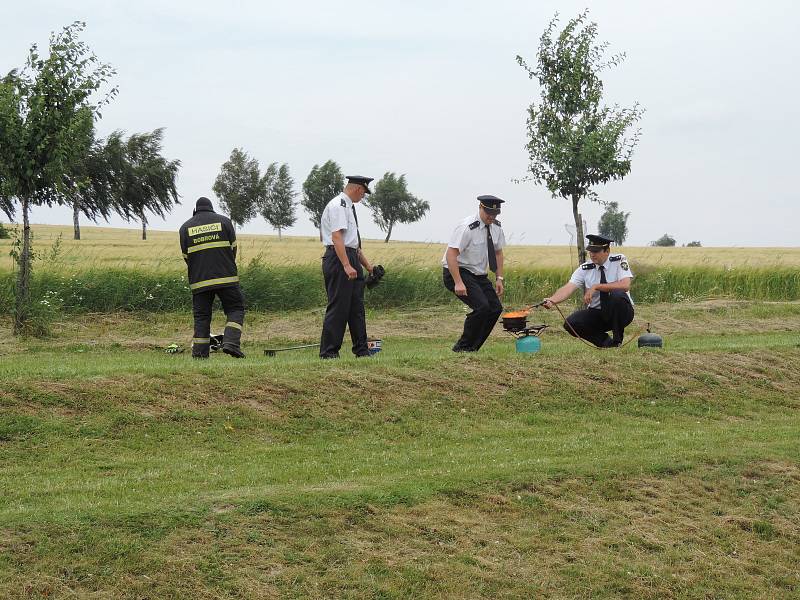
[442,267,488,279]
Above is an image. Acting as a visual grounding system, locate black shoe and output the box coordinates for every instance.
[599,336,615,348]
[320,353,340,359]
[192,354,209,360]
[222,345,245,358]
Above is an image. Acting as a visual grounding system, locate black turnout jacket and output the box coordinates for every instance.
[179,207,239,294]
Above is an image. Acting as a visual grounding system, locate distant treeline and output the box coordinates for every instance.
[1,266,799,314]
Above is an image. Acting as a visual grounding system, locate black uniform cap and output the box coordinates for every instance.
[478,194,504,213]
[346,175,373,194]
[586,234,613,251]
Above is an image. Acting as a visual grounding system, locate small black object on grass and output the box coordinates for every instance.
[638,323,663,348]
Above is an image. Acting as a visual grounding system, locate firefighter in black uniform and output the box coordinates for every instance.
[179,197,246,358]
[318,175,376,359]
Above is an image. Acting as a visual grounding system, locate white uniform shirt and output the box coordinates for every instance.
[441,213,506,276]
[320,192,360,248]
[569,253,634,309]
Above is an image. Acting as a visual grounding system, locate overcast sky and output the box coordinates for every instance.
[3,0,798,246]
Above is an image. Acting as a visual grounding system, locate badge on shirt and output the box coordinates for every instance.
[621,261,629,271]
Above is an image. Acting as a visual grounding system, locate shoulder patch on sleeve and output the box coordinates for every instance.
[621,260,630,271]
[581,263,596,270]
[609,254,622,262]
[468,220,480,230]
[340,199,347,207]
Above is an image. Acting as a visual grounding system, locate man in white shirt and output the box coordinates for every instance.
[442,195,506,352]
[542,234,635,347]
[319,175,376,359]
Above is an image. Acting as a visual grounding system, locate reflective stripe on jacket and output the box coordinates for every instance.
[179,207,239,294]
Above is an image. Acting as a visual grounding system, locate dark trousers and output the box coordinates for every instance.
[320,246,368,358]
[443,268,503,352]
[192,285,246,357]
[564,291,634,348]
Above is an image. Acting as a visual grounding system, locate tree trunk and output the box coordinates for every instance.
[277,227,282,241]
[572,195,586,266]
[13,197,32,335]
[73,200,81,240]
[141,212,147,241]
[384,221,394,243]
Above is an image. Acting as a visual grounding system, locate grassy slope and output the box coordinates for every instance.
[1,303,799,597]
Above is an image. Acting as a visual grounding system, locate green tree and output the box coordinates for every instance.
[261,163,297,240]
[0,22,116,334]
[686,240,702,247]
[651,233,676,247]
[65,132,120,240]
[212,148,263,228]
[105,129,180,240]
[517,11,643,265]
[0,222,10,239]
[363,172,430,243]
[597,201,630,245]
[260,161,278,205]
[302,160,344,240]
[1,194,14,223]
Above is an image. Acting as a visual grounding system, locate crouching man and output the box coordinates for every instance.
[542,234,634,348]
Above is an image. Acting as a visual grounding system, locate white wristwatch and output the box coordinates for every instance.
[496,276,504,281]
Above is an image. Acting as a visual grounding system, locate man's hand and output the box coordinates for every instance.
[344,264,358,280]
[495,279,504,297]
[454,281,467,296]
[542,298,554,310]
[583,287,595,306]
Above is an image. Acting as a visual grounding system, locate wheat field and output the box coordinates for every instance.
[1,224,797,272]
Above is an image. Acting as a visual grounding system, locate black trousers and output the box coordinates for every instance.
[192,285,246,357]
[443,268,503,352]
[564,291,634,348]
[320,246,368,358]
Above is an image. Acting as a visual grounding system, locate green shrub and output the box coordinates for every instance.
[12,289,64,338]
[0,265,798,315]
[651,234,676,247]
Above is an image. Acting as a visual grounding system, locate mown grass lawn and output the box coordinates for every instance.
[1,303,799,598]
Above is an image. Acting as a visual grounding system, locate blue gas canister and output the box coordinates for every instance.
[515,335,541,353]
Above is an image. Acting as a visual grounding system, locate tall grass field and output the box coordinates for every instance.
[2,224,800,271]
[1,225,798,313]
